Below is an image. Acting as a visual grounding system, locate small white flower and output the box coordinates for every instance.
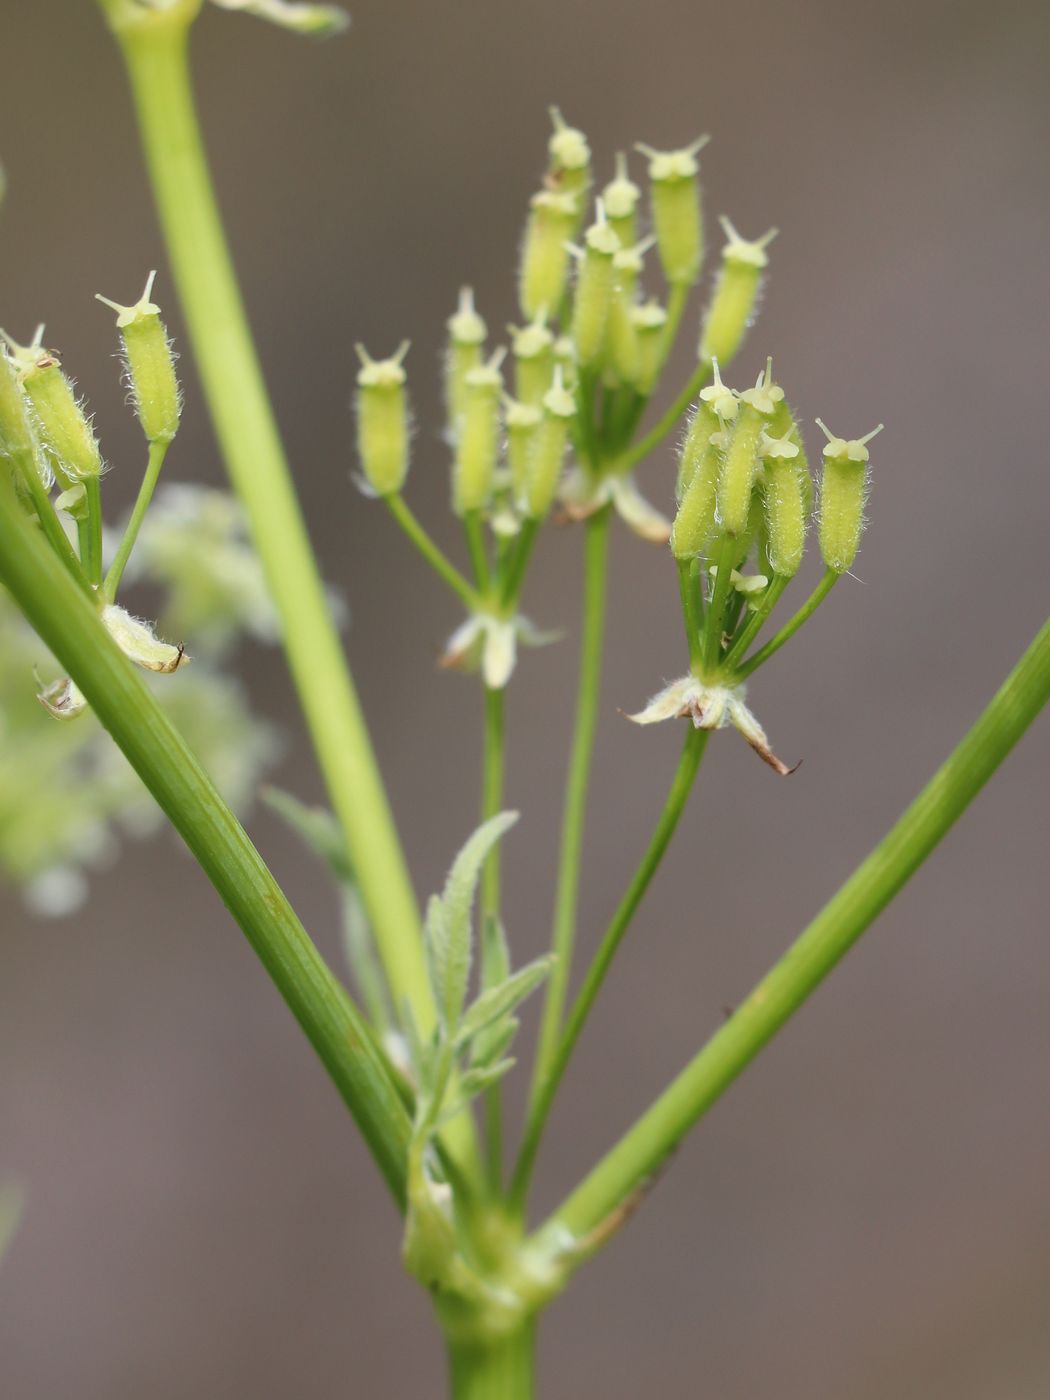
[558,468,671,543]
[628,675,798,776]
[440,612,559,690]
[209,0,349,35]
[38,606,187,721]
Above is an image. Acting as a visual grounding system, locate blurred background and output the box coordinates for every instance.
[2,0,1049,1394]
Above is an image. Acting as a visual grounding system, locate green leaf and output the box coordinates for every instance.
[480,913,511,992]
[426,811,519,1028]
[455,956,554,1051]
[436,1059,517,1124]
[261,786,353,882]
[471,1015,519,1070]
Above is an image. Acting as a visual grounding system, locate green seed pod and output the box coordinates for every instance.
[553,334,578,393]
[509,311,554,406]
[524,366,575,519]
[504,397,542,502]
[816,419,883,573]
[445,286,487,441]
[354,340,410,497]
[570,204,621,369]
[602,151,642,250]
[699,218,778,369]
[636,135,709,286]
[0,345,35,463]
[453,348,505,516]
[677,361,738,497]
[5,330,102,482]
[604,239,653,387]
[758,431,807,578]
[767,398,813,513]
[519,189,579,322]
[96,272,181,445]
[630,300,668,395]
[547,107,591,213]
[716,359,783,537]
[671,422,729,560]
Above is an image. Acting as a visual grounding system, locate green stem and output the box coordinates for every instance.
[657,281,690,373]
[0,475,412,1204]
[618,359,711,473]
[463,510,491,592]
[721,573,789,672]
[538,616,1050,1247]
[528,508,611,1111]
[78,475,104,587]
[500,520,539,612]
[736,567,838,679]
[512,726,708,1210]
[10,451,90,592]
[447,1321,536,1399]
[480,684,506,1192]
[676,557,703,670]
[111,20,433,1029]
[385,493,482,612]
[103,439,169,601]
[702,535,736,672]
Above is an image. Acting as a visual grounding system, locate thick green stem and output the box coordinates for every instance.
[539,617,1050,1246]
[0,476,412,1204]
[109,21,433,1030]
[103,439,169,600]
[512,727,708,1209]
[529,507,611,1102]
[736,567,837,679]
[447,1321,536,1399]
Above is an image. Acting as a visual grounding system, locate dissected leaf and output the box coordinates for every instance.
[435,1059,517,1124]
[471,1015,519,1071]
[455,956,554,1051]
[427,811,519,1028]
[480,913,511,992]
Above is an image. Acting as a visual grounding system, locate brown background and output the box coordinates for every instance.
[2,0,1049,1395]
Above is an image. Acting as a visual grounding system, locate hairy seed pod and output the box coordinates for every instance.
[699,218,777,370]
[671,421,729,560]
[445,287,486,441]
[636,136,709,286]
[547,107,591,216]
[0,345,35,463]
[570,204,620,368]
[505,397,542,502]
[716,360,783,537]
[519,189,579,322]
[677,361,738,497]
[601,151,642,251]
[759,432,807,577]
[453,349,505,515]
[97,272,180,445]
[509,312,555,407]
[355,341,410,497]
[630,300,668,395]
[524,367,575,519]
[7,331,102,482]
[816,419,883,573]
